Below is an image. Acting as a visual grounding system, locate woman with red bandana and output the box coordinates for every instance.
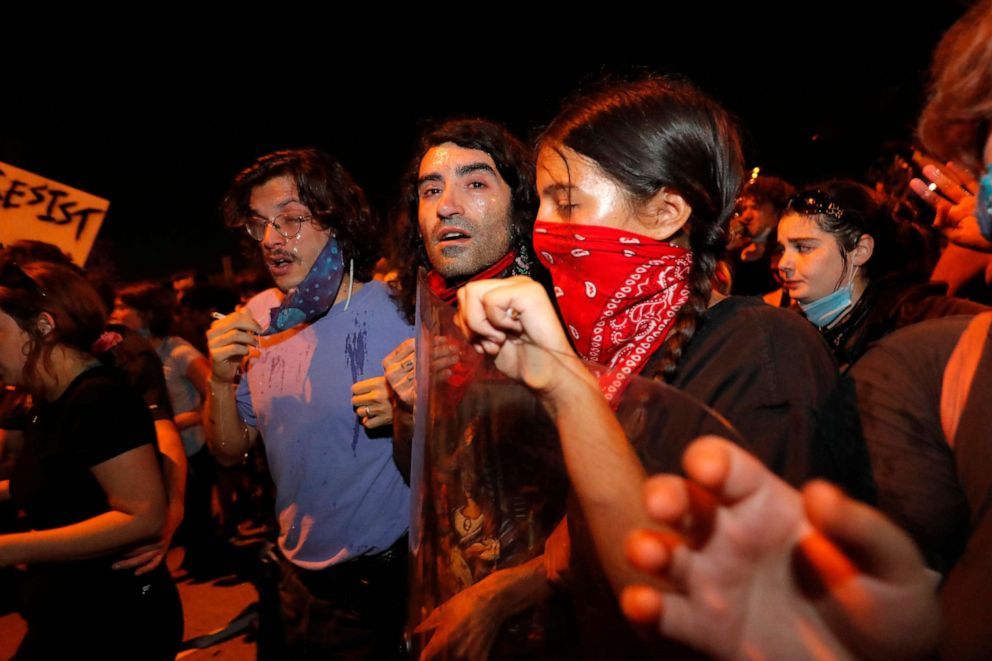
[455,77,863,658]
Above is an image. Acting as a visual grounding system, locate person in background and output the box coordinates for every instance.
[0,261,183,659]
[112,282,218,578]
[777,179,985,370]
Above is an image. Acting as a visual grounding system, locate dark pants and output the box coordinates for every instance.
[267,535,408,660]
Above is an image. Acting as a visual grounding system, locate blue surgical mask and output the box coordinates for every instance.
[800,282,854,328]
[799,256,860,328]
[978,163,992,242]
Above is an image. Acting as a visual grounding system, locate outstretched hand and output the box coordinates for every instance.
[621,436,940,660]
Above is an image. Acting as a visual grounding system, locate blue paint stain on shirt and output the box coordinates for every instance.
[345,316,369,453]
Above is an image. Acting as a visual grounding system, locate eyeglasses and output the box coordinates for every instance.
[785,190,846,220]
[0,261,46,298]
[242,213,312,242]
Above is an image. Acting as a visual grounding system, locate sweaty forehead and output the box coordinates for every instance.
[419,143,500,181]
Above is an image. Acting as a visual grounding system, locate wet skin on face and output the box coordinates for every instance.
[417,143,515,280]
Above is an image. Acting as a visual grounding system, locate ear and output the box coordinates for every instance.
[851,233,874,267]
[639,188,693,242]
[36,312,55,338]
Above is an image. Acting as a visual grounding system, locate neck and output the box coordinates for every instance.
[39,345,98,401]
[851,271,868,306]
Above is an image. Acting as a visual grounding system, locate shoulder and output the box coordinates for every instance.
[677,296,837,404]
[699,296,826,351]
[348,280,413,327]
[245,288,284,328]
[163,335,204,362]
[853,315,976,379]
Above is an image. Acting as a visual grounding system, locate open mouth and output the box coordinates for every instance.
[435,226,473,245]
[266,253,296,276]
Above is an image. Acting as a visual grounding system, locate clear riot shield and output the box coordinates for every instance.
[408,275,748,659]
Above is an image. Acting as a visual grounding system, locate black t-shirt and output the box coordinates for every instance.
[568,296,860,659]
[10,365,158,531]
[850,314,992,658]
[102,324,175,421]
[670,295,850,488]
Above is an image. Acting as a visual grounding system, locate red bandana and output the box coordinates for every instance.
[427,250,518,305]
[533,221,692,401]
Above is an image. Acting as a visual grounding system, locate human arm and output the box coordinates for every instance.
[456,276,655,597]
[621,436,940,660]
[0,444,167,566]
[113,418,186,575]
[204,310,260,466]
[417,555,553,661]
[173,350,211,432]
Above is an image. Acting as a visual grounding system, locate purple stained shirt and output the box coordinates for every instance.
[237,280,413,568]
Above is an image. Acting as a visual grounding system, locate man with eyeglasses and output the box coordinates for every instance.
[204,148,412,659]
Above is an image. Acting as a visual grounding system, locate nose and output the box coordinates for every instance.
[778,250,794,275]
[436,186,463,219]
[261,221,285,249]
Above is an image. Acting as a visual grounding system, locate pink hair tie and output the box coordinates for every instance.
[92,331,123,354]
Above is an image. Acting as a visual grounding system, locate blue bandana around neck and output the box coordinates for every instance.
[263,237,346,335]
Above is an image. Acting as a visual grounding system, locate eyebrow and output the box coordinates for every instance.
[541,182,571,196]
[417,162,498,188]
[456,162,497,177]
[785,236,821,243]
[249,197,305,217]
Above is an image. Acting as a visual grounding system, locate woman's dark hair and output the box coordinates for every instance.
[0,261,107,393]
[917,0,992,173]
[221,148,380,282]
[117,281,175,338]
[390,118,537,322]
[789,179,934,282]
[539,77,744,381]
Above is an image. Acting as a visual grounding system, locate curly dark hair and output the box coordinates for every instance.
[540,76,744,382]
[221,148,380,282]
[389,119,537,322]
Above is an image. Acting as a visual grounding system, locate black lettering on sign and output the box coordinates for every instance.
[71,207,102,240]
[3,180,27,209]
[39,189,68,222]
[0,169,105,240]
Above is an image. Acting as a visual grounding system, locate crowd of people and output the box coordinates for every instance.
[0,2,991,659]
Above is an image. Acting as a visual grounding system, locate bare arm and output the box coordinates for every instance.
[457,277,655,596]
[418,555,553,661]
[0,444,166,566]
[174,352,211,432]
[204,310,260,466]
[113,419,186,574]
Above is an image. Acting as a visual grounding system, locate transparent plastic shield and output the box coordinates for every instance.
[408,274,747,659]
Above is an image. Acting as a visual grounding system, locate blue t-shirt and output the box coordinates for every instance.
[237,280,413,569]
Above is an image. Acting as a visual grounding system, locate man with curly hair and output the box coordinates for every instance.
[205,148,412,658]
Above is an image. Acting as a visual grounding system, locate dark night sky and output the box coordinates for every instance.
[0,3,970,282]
